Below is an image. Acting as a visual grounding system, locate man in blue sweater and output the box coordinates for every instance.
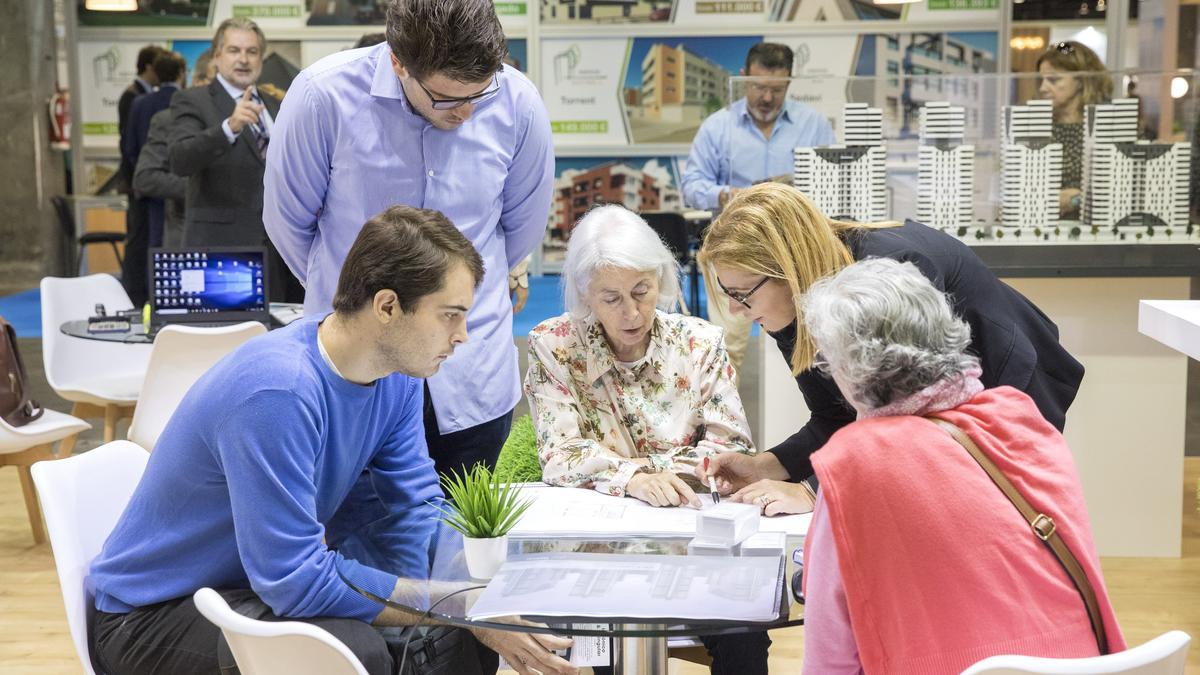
[89,205,577,675]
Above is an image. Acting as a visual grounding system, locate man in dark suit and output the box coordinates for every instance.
[168,17,301,302]
[121,51,187,307]
[117,45,164,193]
[133,50,215,249]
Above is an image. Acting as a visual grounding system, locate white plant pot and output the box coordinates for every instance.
[463,534,509,580]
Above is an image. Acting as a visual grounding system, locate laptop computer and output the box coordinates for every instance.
[149,246,270,331]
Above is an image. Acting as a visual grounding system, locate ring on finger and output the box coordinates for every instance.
[756,494,772,507]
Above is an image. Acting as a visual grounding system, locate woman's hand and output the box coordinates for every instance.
[693,443,789,494]
[730,479,815,516]
[626,472,702,508]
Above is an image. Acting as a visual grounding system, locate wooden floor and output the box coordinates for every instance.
[0,457,1195,674]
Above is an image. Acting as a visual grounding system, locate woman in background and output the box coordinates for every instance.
[1037,40,1112,218]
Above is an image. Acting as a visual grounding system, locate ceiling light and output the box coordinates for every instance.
[1171,77,1189,99]
[84,0,138,10]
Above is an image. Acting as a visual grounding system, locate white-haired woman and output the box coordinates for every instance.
[799,258,1124,674]
[524,205,767,674]
[525,204,755,508]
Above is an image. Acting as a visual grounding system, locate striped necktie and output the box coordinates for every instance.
[249,90,269,155]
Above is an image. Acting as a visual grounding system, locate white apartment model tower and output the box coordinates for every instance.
[793,103,887,221]
[1084,97,1191,229]
[1001,99,1062,228]
[916,102,974,230]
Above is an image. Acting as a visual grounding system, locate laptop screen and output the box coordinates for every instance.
[150,247,269,325]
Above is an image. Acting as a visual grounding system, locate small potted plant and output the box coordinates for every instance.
[431,463,532,580]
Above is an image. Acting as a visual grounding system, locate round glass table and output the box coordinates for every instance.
[337,523,802,675]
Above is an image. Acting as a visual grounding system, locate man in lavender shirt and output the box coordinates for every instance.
[264,0,553,479]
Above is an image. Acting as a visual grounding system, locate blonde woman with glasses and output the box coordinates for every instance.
[694,183,1084,515]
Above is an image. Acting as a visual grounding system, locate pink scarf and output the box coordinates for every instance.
[858,365,983,420]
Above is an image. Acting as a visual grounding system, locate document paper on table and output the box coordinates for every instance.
[466,553,784,623]
[508,485,811,538]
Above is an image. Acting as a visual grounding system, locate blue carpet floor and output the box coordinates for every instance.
[0,273,753,340]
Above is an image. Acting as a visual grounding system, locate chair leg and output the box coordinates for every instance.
[109,241,124,268]
[103,404,135,443]
[2,443,55,545]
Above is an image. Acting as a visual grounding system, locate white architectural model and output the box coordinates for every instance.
[1084,97,1191,230]
[1001,99,1062,229]
[794,103,887,221]
[916,102,974,230]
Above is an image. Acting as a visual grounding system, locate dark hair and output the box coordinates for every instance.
[193,49,214,83]
[152,51,187,85]
[212,17,267,54]
[354,33,386,49]
[746,42,794,75]
[136,45,165,74]
[332,205,485,315]
[385,0,506,82]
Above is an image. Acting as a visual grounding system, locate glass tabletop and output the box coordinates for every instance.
[336,522,802,639]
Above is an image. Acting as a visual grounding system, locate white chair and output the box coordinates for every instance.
[960,630,1192,675]
[127,322,266,451]
[193,587,369,675]
[40,274,152,448]
[0,410,90,543]
[31,440,150,675]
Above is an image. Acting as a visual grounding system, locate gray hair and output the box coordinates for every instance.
[802,258,978,409]
[562,205,681,320]
[212,17,267,54]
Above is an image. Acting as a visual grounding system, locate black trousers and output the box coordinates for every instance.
[121,197,150,308]
[91,588,493,675]
[422,382,513,483]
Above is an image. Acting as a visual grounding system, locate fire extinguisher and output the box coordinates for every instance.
[49,88,70,151]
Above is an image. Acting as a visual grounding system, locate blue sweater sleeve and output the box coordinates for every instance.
[216,389,395,622]
[363,379,444,579]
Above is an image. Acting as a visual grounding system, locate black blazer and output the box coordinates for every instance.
[768,220,1085,482]
[168,80,281,246]
[116,79,153,190]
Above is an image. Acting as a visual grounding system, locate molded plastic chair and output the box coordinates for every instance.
[641,210,701,316]
[0,410,90,543]
[31,441,150,675]
[40,275,152,448]
[127,321,266,451]
[193,587,369,675]
[960,630,1191,675]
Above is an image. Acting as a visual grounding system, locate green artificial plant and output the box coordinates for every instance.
[432,462,533,539]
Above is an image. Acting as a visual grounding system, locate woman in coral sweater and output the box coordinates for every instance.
[797,258,1124,674]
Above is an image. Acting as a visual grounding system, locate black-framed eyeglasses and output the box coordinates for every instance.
[717,276,769,309]
[1054,41,1076,55]
[413,75,500,110]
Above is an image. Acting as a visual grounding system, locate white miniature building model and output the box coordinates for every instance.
[794,103,888,221]
[1084,97,1191,230]
[916,102,974,230]
[1001,99,1062,229]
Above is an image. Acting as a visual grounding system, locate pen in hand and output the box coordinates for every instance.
[703,456,720,504]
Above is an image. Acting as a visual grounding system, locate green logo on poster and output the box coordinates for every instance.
[83,122,118,135]
[232,4,302,18]
[552,121,609,133]
[928,0,997,8]
[494,2,527,15]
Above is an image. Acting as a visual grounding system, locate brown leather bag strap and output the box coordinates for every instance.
[927,417,1108,655]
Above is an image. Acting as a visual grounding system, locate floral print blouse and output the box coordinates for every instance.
[524,310,756,497]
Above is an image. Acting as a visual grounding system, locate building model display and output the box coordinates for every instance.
[793,103,888,222]
[916,101,974,231]
[1000,99,1062,230]
[1083,97,1191,231]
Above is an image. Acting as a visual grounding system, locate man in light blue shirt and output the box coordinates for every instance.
[263,0,554,478]
[682,43,834,370]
